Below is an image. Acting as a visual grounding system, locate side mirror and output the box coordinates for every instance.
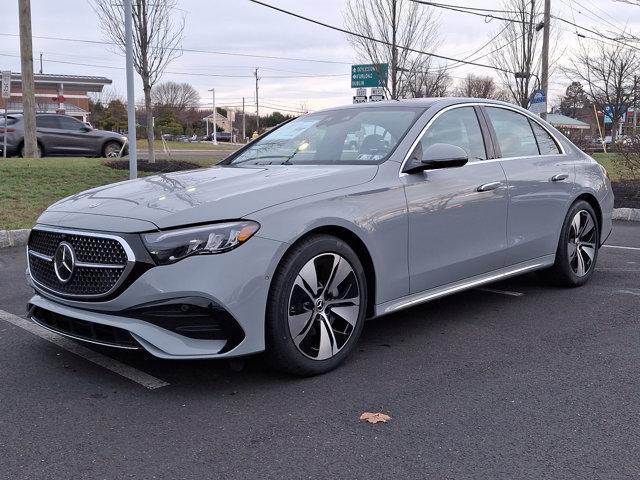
[403,143,468,174]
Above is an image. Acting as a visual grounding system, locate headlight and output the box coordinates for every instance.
[142,221,260,265]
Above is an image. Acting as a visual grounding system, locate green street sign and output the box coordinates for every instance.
[351,64,388,88]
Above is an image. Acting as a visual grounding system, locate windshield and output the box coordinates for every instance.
[226,106,424,166]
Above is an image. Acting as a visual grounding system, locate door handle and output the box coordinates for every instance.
[551,173,569,182]
[476,181,501,192]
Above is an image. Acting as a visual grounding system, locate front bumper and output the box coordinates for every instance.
[27,235,287,359]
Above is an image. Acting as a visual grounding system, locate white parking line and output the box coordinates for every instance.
[0,309,169,390]
[617,289,640,297]
[476,287,524,297]
[603,245,640,251]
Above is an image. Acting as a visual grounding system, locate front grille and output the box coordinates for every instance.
[28,228,132,299]
[29,305,140,349]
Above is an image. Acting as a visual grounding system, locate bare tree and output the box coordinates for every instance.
[564,42,640,140]
[407,69,452,98]
[152,81,200,110]
[90,0,185,162]
[344,0,441,100]
[88,86,124,107]
[454,74,510,100]
[490,0,544,107]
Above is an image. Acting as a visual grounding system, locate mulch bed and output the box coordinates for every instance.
[104,159,202,173]
[612,180,640,209]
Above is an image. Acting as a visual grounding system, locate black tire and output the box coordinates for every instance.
[103,141,123,158]
[538,200,600,287]
[19,142,43,158]
[265,234,368,376]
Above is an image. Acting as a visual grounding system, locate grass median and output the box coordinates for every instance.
[0,153,636,231]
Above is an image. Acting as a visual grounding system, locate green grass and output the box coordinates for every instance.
[0,158,132,230]
[591,152,638,182]
[0,157,225,230]
[138,139,239,151]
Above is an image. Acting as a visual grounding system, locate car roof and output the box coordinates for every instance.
[312,97,526,114]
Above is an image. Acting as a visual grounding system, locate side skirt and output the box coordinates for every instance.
[374,255,555,317]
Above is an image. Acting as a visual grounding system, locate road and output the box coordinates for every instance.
[1,221,639,479]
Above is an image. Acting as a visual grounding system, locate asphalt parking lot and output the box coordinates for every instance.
[1,220,639,479]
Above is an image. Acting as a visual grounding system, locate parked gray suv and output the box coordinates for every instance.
[0,113,127,157]
[25,98,614,376]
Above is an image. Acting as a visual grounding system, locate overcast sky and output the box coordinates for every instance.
[2,0,640,113]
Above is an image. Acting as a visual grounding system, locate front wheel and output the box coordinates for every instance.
[103,141,123,158]
[539,200,600,287]
[266,235,368,376]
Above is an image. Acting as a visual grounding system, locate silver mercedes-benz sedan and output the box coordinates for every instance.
[26,98,614,376]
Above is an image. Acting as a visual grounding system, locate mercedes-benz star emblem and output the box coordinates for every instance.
[53,242,76,283]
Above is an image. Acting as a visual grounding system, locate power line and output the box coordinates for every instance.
[0,32,353,65]
[0,52,349,79]
[246,0,517,75]
[410,0,535,23]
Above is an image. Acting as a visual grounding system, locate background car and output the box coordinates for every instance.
[0,113,128,158]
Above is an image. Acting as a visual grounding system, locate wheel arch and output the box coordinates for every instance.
[273,225,377,318]
[573,192,603,242]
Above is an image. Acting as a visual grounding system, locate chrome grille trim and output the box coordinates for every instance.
[28,226,136,300]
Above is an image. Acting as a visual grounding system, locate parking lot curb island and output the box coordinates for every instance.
[0,229,31,249]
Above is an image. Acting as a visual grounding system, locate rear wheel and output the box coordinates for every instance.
[266,235,367,376]
[539,200,599,287]
[19,142,43,158]
[103,141,123,158]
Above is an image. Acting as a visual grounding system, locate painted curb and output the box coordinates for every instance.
[1,207,639,250]
[0,229,30,249]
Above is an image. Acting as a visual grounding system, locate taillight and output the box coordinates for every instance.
[0,128,15,133]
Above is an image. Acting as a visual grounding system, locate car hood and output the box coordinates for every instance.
[44,164,378,230]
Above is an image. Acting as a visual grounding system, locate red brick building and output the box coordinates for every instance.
[0,73,112,123]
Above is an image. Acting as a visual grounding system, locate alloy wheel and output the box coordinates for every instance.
[105,143,122,158]
[287,253,361,360]
[568,209,597,277]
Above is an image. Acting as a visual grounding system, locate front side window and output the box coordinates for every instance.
[226,107,423,166]
[485,107,539,158]
[418,106,487,160]
[58,116,85,131]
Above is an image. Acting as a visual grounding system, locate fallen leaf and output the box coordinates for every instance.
[360,412,391,424]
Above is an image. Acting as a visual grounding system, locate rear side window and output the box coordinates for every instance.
[419,106,487,160]
[36,116,60,129]
[530,120,561,154]
[485,107,539,158]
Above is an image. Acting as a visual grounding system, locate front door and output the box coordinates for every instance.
[402,105,509,294]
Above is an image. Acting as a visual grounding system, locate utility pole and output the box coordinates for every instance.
[124,0,137,179]
[18,0,38,158]
[39,52,43,74]
[208,88,217,145]
[540,0,551,120]
[242,97,246,142]
[254,68,260,134]
[634,75,638,135]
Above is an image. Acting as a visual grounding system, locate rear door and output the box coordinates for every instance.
[55,116,95,155]
[482,106,575,265]
[35,115,67,154]
[402,105,509,293]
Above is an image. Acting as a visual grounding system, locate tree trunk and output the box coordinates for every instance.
[391,0,398,100]
[144,83,155,163]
